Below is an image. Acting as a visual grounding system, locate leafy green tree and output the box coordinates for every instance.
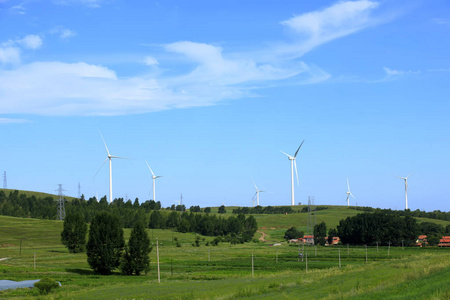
[86,211,125,275]
[218,205,226,214]
[121,221,152,275]
[61,211,88,253]
[328,228,338,245]
[314,221,327,246]
[284,227,304,240]
[149,210,165,229]
[204,207,211,213]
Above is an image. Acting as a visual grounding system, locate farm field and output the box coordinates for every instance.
[1,214,449,299]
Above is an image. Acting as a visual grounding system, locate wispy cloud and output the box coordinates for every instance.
[384,67,420,77]
[0,1,389,117]
[0,118,30,124]
[53,0,104,8]
[432,18,450,25]
[50,27,76,40]
[0,46,20,64]
[277,0,380,59]
[18,35,43,49]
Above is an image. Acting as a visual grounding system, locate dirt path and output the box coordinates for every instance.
[257,230,267,242]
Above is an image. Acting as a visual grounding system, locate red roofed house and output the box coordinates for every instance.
[438,236,450,247]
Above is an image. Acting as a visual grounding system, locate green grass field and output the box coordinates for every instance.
[1,212,449,299]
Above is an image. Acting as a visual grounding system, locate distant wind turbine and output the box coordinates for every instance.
[396,173,411,210]
[346,178,355,206]
[96,131,126,204]
[145,160,162,202]
[252,179,264,206]
[281,140,304,206]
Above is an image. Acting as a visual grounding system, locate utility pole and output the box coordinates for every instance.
[56,184,66,221]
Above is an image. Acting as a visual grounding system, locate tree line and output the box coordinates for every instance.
[351,206,450,222]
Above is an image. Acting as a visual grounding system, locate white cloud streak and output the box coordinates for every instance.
[0,1,386,117]
[277,0,380,58]
[0,118,30,124]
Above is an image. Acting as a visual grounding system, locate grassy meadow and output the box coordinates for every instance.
[1,209,449,299]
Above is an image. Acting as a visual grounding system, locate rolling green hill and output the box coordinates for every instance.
[1,189,77,201]
[1,214,449,299]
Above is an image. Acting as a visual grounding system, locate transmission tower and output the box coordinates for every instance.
[56,184,66,221]
[78,182,81,199]
[2,171,6,189]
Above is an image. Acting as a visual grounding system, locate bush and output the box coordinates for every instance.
[34,278,59,295]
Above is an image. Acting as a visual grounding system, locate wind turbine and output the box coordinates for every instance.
[281,140,304,206]
[346,178,355,206]
[96,131,126,204]
[396,173,411,210]
[145,160,162,202]
[252,179,264,206]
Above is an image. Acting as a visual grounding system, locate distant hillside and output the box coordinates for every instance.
[0,188,77,201]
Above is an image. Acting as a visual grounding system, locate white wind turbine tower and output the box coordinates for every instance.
[281,140,304,206]
[252,179,264,206]
[96,131,126,204]
[145,160,162,202]
[346,178,355,206]
[396,173,411,210]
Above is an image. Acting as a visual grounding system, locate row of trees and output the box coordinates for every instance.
[232,206,295,215]
[351,207,450,222]
[336,212,419,246]
[0,190,56,219]
[149,210,258,242]
[61,211,152,275]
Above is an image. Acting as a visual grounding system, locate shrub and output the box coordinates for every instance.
[34,278,59,295]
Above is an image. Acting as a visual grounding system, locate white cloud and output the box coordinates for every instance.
[278,0,380,58]
[53,0,103,8]
[0,46,20,64]
[0,118,30,124]
[384,67,419,77]
[144,56,159,66]
[60,29,76,39]
[18,35,43,49]
[0,1,392,117]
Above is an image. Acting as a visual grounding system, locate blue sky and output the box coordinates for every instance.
[1,0,449,211]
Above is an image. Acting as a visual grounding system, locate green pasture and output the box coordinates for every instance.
[1,213,449,299]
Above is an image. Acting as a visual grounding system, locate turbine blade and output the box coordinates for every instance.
[294,160,299,186]
[406,173,412,179]
[252,177,257,190]
[145,160,155,176]
[93,158,108,179]
[110,155,127,159]
[99,130,110,156]
[280,150,291,158]
[347,178,350,191]
[350,192,355,199]
[294,140,305,158]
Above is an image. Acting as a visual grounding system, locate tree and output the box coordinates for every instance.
[284,227,304,240]
[121,221,152,275]
[328,228,338,245]
[218,205,226,214]
[61,211,87,253]
[204,207,211,213]
[86,211,125,275]
[314,221,327,246]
